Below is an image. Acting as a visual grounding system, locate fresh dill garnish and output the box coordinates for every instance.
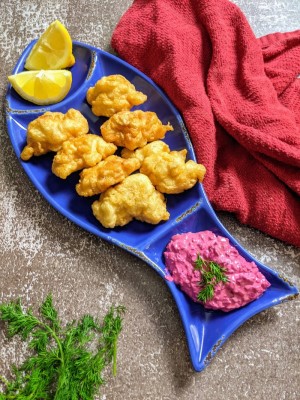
[0,294,125,400]
[195,255,229,303]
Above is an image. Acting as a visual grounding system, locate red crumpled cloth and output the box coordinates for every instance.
[111,0,300,247]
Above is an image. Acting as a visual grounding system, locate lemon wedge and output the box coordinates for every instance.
[8,70,72,105]
[24,20,75,70]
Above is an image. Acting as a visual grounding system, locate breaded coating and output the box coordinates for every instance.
[101,110,173,150]
[121,140,169,162]
[123,140,206,194]
[21,109,89,161]
[86,75,147,117]
[76,155,140,197]
[52,135,117,179]
[92,173,170,228]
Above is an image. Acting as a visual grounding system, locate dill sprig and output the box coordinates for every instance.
[195,255,229,303]
[0,294,125,400]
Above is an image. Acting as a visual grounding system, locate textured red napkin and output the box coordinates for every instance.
[111,0,300,247]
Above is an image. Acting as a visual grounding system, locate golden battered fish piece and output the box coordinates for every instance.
[21,109,89,161]
[52,134,117,179]
[86,75,147,117]
[76,155,140,197]
[123,140,206,194]
[101,110,173,150]
[121,140,169,162]
[92,173,170,228]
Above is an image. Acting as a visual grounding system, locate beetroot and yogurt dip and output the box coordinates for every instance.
[164,230,270,312]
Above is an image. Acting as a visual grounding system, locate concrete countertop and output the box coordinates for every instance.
[0,0,299,399]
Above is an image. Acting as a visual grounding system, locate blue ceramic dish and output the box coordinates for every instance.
[6,40,299,372]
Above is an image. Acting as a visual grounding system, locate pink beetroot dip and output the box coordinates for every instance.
[164,230,270,312]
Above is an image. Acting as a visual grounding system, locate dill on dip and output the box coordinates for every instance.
[0,294,125,400]
[194,255,229,303]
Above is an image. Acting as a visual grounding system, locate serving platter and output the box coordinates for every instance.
[6,40,299,372]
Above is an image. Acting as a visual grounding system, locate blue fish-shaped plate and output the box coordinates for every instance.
[6,40,299,372]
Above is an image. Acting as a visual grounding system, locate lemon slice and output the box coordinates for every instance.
[8,70,72,105]
[24,20,75,70]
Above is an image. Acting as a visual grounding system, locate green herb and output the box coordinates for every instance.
[0,294,125,400]
[195,255,229,303]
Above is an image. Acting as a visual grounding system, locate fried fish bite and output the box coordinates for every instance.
[76,155,140,197]
[86,75,147,117]
[123,140,206,194]
[21,109,89,161]
[91,173,170,228]
[121,140,169,162]
[101,110,173,150]
[52,134,117,179]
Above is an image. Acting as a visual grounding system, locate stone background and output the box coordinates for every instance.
[0,1,299,399]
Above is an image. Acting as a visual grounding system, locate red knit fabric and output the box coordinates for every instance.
[111,0,300,247]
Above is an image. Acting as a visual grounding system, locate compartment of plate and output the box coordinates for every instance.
[6,42,97,113]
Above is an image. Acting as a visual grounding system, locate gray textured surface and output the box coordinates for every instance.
[0,0,299,399]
